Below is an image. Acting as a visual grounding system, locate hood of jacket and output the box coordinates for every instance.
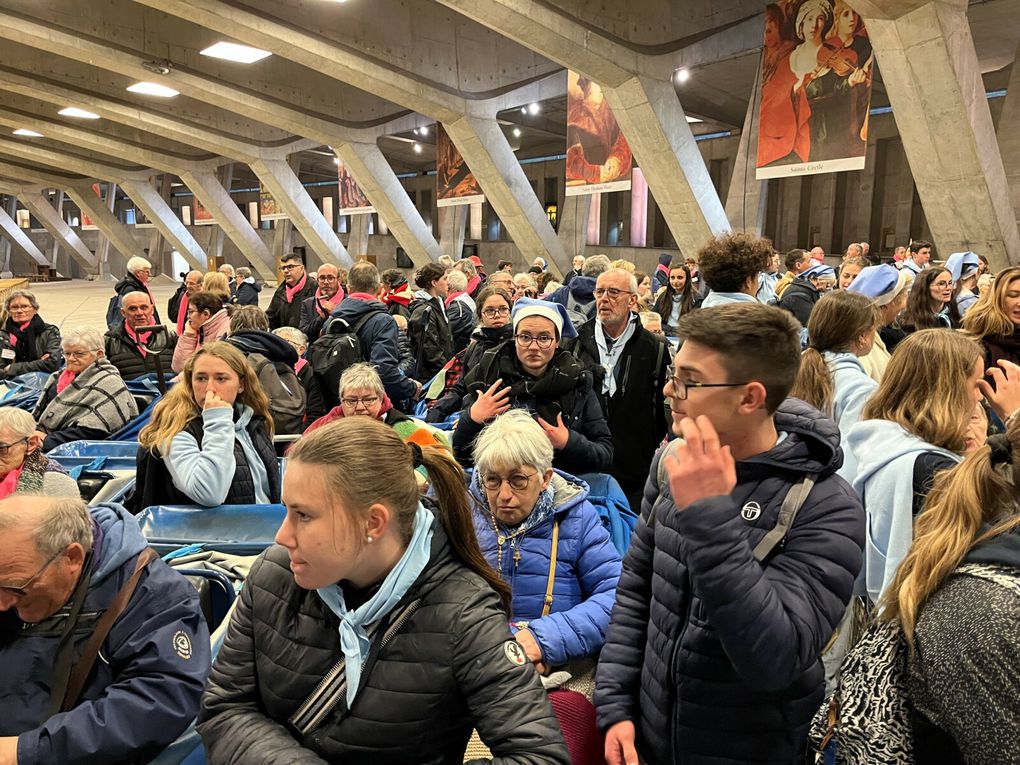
[114,273,145,293]
[700,290,758,308]
[470,323,513,349]
[241,277,262,292]
[845,418,958,490]
[226,330,298,365]
[737,397,845,479]
[89,503,148,584]
[568,276,596,302]
[824,350,868,376]
[334,295,389,323]
[964,526,1020,568]
[784,280,820,301]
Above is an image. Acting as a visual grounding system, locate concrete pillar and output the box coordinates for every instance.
[997,41,1020,232]
[212,164,233,264]
[147,174,171,273]
[17,191,97,272]
[0,196,13,274]
[862,0,1019,268]
[439,205,468,260]
[273,218,294,264]
[347,214,370,259]
[0,204,48,267]
[50,190,65,274]
[725,86,768,234]
[250,157,352,267]
[179,170,276,281]
[443,113,569,278]
[557,194,591,260]
[120,179,207,272]
[66,185,140,276]
[333,141,443,266]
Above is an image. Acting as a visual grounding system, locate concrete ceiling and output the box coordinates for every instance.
[0,0,1015,201]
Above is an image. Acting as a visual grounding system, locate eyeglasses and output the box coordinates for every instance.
[318,275,338,282]
[341,395,380,408]
[7,304,33,312]
[63,349,98,360]
[514,332,556,349]
[280,264,302,271]
[594,287,634,300]
[481,472,538,492]
[482,307,510,318]
[932,280,954,288]
[668,371,749,400]
[0,549,63,599]
[0,437,28,457]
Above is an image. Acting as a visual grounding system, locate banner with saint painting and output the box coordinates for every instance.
[756,0,874,179]
[80,183,102,230]
[337,159,375,215]
[436,125,483,208]
[565,70,633,196]
[193,195,215,225]
[259,182,287,221]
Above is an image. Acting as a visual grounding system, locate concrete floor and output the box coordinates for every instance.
[24,276,271,331]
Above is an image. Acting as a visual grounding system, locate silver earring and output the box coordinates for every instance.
[366,536,374,543]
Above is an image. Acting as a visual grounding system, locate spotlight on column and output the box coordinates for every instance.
[674,68,691,84]
[528,103,540,115]
[512,127,521,138]
[413,143,423,154]
[419,125,429,136]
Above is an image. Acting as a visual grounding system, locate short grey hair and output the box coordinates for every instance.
[4,290,39,312]
[582,254,612,277]
[599,267,638,293]
[638,311,662,330]
[455,259,477,277]
[514,273,538,290]
[447,270,468,292]
[126,256,152,275]
[338,362,385,398]
[218,263,235,276]
[0,407,38,439]
[236,266,252,279]
[437,255,455,270]
[120,290,152,308]
[273,326,308,346]
[0,496,94,558]
[473,409,554,474]
[61,326,104,352]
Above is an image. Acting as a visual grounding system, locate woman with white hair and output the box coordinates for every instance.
[0,407,78,497]
[32,326,138,451]
[114,256,161,325]
[470,410,621,672]
[0,290,63,379]
[445,269,476,353]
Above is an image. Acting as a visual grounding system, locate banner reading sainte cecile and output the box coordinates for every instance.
[565,70,633,196]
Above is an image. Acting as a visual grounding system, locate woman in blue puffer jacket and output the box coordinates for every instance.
[470,409,622,671]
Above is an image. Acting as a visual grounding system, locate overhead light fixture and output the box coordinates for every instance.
[59,107,101,119]
[419,125,428,136]
[127,81,179,98]
[201,41,272,64]
[333,157,341,165]
[413,143,422,154]
[512,127,521,138]
[674,68,691,84]
[685,115,703,124]
[520,107,527,115]
[528,103,540,115]
[13,128,43,137]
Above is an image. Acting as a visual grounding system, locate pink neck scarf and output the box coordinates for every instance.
[7,320,30,348]
[176,293,190,335]
[56,369,78,394]
[0,462,24,499]
[124,323,152,358]
[285,273,308,303]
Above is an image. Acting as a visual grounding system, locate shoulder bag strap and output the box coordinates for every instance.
[541,520,560,617]
[752,475,816,563]
[60,547,159,712]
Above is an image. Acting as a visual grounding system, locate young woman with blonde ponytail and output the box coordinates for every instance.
[790,290,879,436]
[880,373,1020,764]
[198,416,569,764]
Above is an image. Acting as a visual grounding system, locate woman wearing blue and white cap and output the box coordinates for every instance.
[777,263,836,326]
[848,264,911,381]
[945,251,981,316]
[452,298,613,475]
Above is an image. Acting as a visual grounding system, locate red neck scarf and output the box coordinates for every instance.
[314,286,345,317]
[0,462,24,499]
[348,292,377,302]
[7,320,31,348]
[285,273,308,303]
[176,293,190,335]
[56,369,78,394]
[124,323,152,358]
[295,357,308,374]
[445,291,465,308]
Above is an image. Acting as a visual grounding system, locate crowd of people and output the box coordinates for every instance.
[0,236,1017,765]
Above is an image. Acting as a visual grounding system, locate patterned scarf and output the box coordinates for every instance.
[0,448,66,499]
[285,272,308,303]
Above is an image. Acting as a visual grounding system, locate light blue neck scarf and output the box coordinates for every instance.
[316,503,434,707]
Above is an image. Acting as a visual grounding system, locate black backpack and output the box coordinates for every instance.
[106,294,123,330]
[247,352,306,436]
[308,314,373,410]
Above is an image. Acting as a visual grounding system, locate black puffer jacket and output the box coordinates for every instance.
[595,398,865,765]
[408,295,454,382]
[777,280,820,327]
[452,342,613,475]
[104,324,178,381]
[197,523,570,765]
[0,317,62,377]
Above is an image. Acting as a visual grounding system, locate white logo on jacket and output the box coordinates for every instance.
[741,501,762,522]
[173,630,193,660]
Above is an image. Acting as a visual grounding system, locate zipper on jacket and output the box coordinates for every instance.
[668,567,695,759]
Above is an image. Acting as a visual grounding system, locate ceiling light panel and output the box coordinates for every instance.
[13,129,43,137]
[200,41,272,64]
[127,81,180,98]
[59,107,101,119]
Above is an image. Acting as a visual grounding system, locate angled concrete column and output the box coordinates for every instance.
[439,205,468,260]
[0,204,48,267]
[179,170,275,281]
[726,87,768,235]
[49,190,64,274]
[862,0,1019,268]
[997,41,1020,230]
[17,191,97,272]
[273,219,294,263]
[212,164,233,264]
[0,196,13,273]
[443,114,569,277]
[557,194,591,260]
[332,141,442,266]
[66,185,141,276]
[120,179,206,272]
[146,175,171,272]
[250,158,352,267]
[347,215,370,260]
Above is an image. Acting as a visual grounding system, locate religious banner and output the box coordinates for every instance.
[193,195,215,225]
[565,69,633,196]
[756,0,874,180]
[436,125,484,208]
[337,159,375,215]
[259,182,287,221]
[80,183,102,230]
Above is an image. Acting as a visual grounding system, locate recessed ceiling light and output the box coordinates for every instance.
[419,125,428,136]
[685,116,702,124]
[528,103,540,115]
[59,107,101,119]
[512,127,521,137]
[127,81,179,98]
[674,68,691,84]
[13,129,43,137]
[413,143,422,154]
[521,107,527,115]
[200,41,272,64]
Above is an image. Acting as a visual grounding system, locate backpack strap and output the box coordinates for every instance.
[541,520,560,617]
[61,547,159,712]
[752,475,816,562]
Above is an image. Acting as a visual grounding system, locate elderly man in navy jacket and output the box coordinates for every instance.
[0,497,209,765]
[595,303,864,765]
